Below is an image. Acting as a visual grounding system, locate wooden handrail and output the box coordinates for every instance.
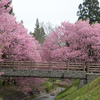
[0,61,100,73]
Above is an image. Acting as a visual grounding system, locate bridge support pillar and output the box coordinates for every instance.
[77,79,87,90]
[86,73,100,83]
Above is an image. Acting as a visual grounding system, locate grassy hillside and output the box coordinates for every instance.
[55,77,100,100]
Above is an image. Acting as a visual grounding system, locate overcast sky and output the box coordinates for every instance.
[12,0,100,33]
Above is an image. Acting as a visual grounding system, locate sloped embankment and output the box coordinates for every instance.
[55,76,100,100]
[0,85,29,100]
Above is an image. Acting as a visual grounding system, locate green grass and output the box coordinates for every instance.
[42,79,57,93]
[53,80,61,85]
[55,77,100,100]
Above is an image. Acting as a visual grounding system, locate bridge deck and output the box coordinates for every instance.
[0,69,86,78]
[0,61,100,78]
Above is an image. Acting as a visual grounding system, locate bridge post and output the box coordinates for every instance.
[33,62,35,69]
[67,62,69,71]
[49,62,52,70]
[0,61,3,69]
[13,61,14,69]
[87,63,90,74]
[31,61,33,70]
[78,79,87,90]
[83,62,85,71]
[17,61,18,69]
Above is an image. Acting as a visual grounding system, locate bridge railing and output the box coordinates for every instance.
[0,61,100,73]
[88,63,100,73]
[0,61,85,70]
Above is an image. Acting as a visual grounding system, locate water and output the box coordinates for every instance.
[30,87,65,100]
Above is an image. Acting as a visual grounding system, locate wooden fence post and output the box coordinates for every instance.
[5,61,8,68]
[49,62,52,70]
[17,61,18,69]
[67,62,69,71]
[87,63,90,74]
[13,61,14,69]
[31,61,33,70]
[33,62,35,70]
[83,62,85,72]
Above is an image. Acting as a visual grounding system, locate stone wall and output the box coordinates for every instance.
[86,73,100,83]
[0,69,86,79]
[64,71,86,79]
[77,73,100,90]
[1,69,100,90]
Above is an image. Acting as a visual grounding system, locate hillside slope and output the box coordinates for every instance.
[55,76,100,100]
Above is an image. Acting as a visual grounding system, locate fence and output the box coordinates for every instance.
[0,61,100,73]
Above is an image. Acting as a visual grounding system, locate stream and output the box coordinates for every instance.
[30,87,65,100]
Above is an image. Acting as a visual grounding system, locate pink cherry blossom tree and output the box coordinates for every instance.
[0,0,45,95]
[0,0,12,14]
[41,20,100,64]
[0,0,12,61]
[41,20,100,88]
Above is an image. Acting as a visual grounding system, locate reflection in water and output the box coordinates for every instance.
[30,87,65,100]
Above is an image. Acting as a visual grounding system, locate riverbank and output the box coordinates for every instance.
[55,76,100,100]
[0,78,62,100]
[0,78,76,100]
[29,79,75,100]
[0,85,30,100]
[31,87,65,100]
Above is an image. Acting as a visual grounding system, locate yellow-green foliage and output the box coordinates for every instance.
[42,80,54,92]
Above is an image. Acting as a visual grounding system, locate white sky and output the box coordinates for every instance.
[12,0,100,33]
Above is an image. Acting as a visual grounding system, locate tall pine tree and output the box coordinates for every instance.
[30,19,46,44]
[77,0,100,24]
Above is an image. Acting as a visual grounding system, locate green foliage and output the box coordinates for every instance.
[55,79,80,100]
[43,81,53,92]
[30,18,46,44]
[55,76,100,100]
[9,8,14,15]
[77,0,100,24]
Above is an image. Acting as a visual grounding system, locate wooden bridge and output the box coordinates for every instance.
[0,61,100,73]
[0,61,100,89]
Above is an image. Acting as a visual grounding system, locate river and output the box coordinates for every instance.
[30,87,65,100]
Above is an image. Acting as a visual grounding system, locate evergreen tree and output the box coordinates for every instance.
[30,19,46,44]
[77,0,100,24]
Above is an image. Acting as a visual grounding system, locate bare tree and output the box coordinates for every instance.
[40,22,56,36]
